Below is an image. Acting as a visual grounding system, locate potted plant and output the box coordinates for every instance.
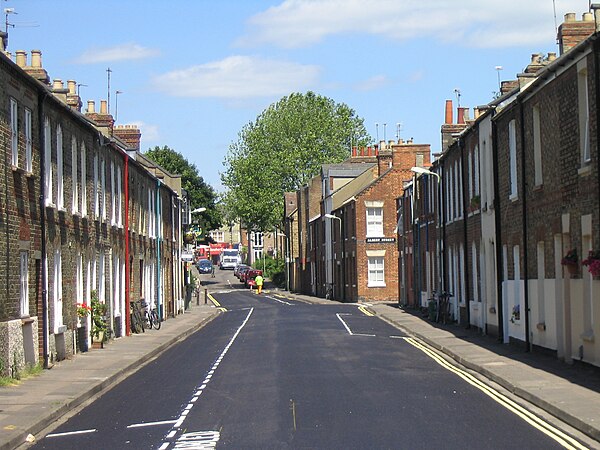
[91,291,108,348]
[582,250,600,278]
[469,195,481,212]
[76,302,91,353]
[561,248,578,275]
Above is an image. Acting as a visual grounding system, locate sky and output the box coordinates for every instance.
[3,0,588,192]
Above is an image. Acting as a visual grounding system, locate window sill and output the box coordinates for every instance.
[367,283,386,288]
[25,170,34,178]
[578,164,592,177]
[45,202,56,209]
[509,193,519,203]
[533,184,543,192]
[581,330,595,343]
[11,165,24,173]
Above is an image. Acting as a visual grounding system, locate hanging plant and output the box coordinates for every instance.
[582,250,600,277]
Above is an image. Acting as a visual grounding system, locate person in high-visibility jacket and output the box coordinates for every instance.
[255,274,264,294]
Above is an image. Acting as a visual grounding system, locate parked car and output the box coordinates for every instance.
[245,269,263,288]
[238,266,251,284]
[196,259,213,274]
[234,264,249,279]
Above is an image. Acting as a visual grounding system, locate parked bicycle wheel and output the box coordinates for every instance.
[151,310,161,330]
[144,311,153,329]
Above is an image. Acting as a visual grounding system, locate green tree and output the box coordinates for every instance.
[222,91,370,231]
[145,145,221,231]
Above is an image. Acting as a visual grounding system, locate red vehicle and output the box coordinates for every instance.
[244,269,263,288]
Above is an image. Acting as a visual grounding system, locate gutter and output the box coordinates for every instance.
[459,137,471,327]
[124,156,130,335]
[491,111,505,343]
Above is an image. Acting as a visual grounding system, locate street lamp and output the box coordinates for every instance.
[191,207,206,214]
[411,166,440,183]
[324,214,345,302]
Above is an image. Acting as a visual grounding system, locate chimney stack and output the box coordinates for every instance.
[15,50,26,68]
[66,80,82,111]
[113,125,142,151]
[24,50,50,84]
[558,12,595,55]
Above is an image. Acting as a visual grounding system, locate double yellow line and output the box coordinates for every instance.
[358,306,374,316]
[403,337,588,450]
[207,293,227,312]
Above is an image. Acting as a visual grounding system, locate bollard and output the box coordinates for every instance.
[196,288,200,306]
[205,288,208,304]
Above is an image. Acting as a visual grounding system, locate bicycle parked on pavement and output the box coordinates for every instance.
[130,299,146,334]
[141,299,161,330]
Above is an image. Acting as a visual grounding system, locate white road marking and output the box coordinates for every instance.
[264,295,293,305]
[159,308,254,448]
[46,429,96,438]
[127,420,177,429]
[336,313,376,337]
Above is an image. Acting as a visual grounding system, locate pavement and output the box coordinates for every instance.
[1,281,600,449]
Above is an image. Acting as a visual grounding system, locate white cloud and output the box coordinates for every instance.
[151,55,320,99]
[75,43,160,64]
[355,75,390,91]
[130,121,160,143]
[239,0,584,49]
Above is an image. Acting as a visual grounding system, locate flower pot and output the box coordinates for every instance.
[77,326,88,353]
[566,263,578,276]
[92,330,105,349]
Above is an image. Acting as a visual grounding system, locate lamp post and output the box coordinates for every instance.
[115,90,123,122]
[325,213,345,302]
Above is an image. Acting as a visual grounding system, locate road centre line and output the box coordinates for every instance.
[160,307,254,448]
[402,336,588,450]
[128,420,178,429]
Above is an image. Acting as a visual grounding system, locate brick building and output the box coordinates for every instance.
[0,44,185,377]
[397,10,600,368]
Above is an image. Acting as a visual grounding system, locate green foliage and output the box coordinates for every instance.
[0,361,42,386]
[222,91,370,231]
[144,145,222,231]
[91,291,108,341]
[253,256,285,283]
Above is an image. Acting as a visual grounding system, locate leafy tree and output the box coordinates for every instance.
[222,91,370,231]
[145,146,221,231]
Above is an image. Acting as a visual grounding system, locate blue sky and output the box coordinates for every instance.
[4,0,586,192]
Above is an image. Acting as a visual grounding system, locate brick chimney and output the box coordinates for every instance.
[440,100,468,151]
[85,99,114,133]
[558,12,595,55]
[66,80,82,111]
[24,50,50,84]
[113,125,141,151]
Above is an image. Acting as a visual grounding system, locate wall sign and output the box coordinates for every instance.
[366,237,396,243]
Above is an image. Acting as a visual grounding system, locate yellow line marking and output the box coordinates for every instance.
[358,306,374,317]
[207,293,227,312]
[402,337,588,450]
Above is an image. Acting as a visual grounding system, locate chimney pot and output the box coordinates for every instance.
[52,79,63,90]
[457,107,465,124]
[547,52,557,62]
[31,50,42,68]
[15,50,27,67]
[583,12,594,21]
[100,100,108,114]
[445,99,453,124]
[87,100,95,113]
[564,12,576,22]
[67,80,77,95]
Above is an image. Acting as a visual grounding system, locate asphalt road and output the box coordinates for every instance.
[29,271,574,449]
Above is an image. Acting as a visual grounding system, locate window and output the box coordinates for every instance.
[533,106,543,186]
[56,125,64,209]
[211,231,225,242]
[25,108,32,173]
[508,119,518,199]
[366,207,383,237]
[474,145,480,197]
[75,253,83,305]
[71,137,79,214]
[117,166,122,227]
[577,60,590,164]
[93,152,99,217]
[368,256,385,287]
[20,251,29,317]
[111,161,116,225]
[81,143,87,217]
[101,158,107,220]
[53,249,63,333]
[44,118,53,206]
[10,98,18,167]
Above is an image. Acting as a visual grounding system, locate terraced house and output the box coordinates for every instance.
[0,40,186,377]
[399,10,600,368]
